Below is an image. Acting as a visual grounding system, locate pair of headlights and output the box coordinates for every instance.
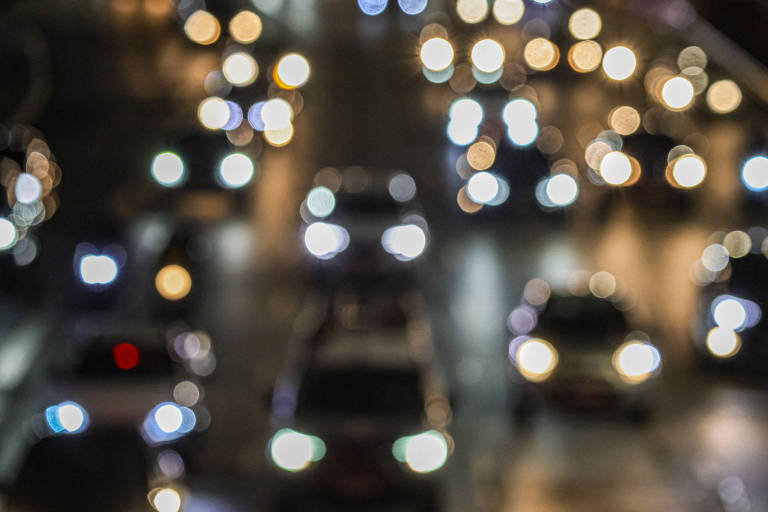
[303,222,427,261]
[269,428,448,474]
[513,338,661,384]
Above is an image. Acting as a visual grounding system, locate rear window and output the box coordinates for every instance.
[537,297,628,346]
[74,336,174,378]
[297,367,422,418]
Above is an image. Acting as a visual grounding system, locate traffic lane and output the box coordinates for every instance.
[425,223,768,512]
[500,380,768,512]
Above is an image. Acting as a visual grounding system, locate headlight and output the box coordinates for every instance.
[45,401,88,434]
[269,428,326,472]
[713,298,746,330]
[711,295,761,331]
[142,402,196,445]
[392,430,448,473]
[303,222,349,259]
[381,224,426,260]
[706,326,741,358]
[612,341,661,383]
[149,487,182,512]
[515,338,558,382]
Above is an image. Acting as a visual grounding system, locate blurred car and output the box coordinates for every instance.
[691,236,768,373]
[44,322,208,447]
[300,167,429,288]
[267,286,452,511]
[154,133,255,221]
[508,293,662,422]
[5,427,153,512]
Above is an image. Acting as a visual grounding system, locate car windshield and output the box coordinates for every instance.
[296,367,422,418]
[536,297,628,346]
[328,291,408,332]
[332,192,400,219]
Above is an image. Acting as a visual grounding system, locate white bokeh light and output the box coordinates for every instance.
[449,98,483,126]
[306,186,336,217]
[706,327,741,358]
[154,403,184,434]
[57,403,87,432]
[661,76,695,110]
[152,488,182,512]
[602,46,637,81]
[276,53,311,88]
[742,156,768,191]
[79,254,119,285]
[0,218,18,250]
[545,174,579,206]
[222,52,258,86]
[151,152,185,187]
[713,298,747,330]
[270,429,314,471]
[614,342,660,380]
[218,153,255,188]
[260,98,293,130]
[198,96,231,130]
[303,222,349,259]
[404,431,448,473]
[420,38,454,72]
[467,172,499,204]
[471,38,505,73]
[672,155,706,188]
[14,174,42,204]
[381,224,427,260]
[599,151,632,185]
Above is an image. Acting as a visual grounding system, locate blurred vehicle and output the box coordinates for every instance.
[154,133,255,221]
[44,322,209,448]
[5,427,153,512]
[692,233,768,373]
[267,286,452,511]
[508,293,662,422]
[300,167,429,288]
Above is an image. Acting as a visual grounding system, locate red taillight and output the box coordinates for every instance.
[113,342,140,370]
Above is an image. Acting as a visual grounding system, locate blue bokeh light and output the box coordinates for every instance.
[359,0,388,15]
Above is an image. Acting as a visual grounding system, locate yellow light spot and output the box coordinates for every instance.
[197,97,230,130]
[706,327,741,358]
[677,46,707,70]
[457,186,482,213]
[602,46,637,81]
[524,38,559,72]
[568,8,602,40]
[264,123,294,147]
[183,10,221,46]
[567,40,602,73]
[609,106,641,135]
[456,0,489,24]
[589,271,616,298]
[723,230,751,258]
[229,11,262,44]
[706,79,742,114]
[466,139,496,170]
[492,0,524,25]
[156,265,192,301]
